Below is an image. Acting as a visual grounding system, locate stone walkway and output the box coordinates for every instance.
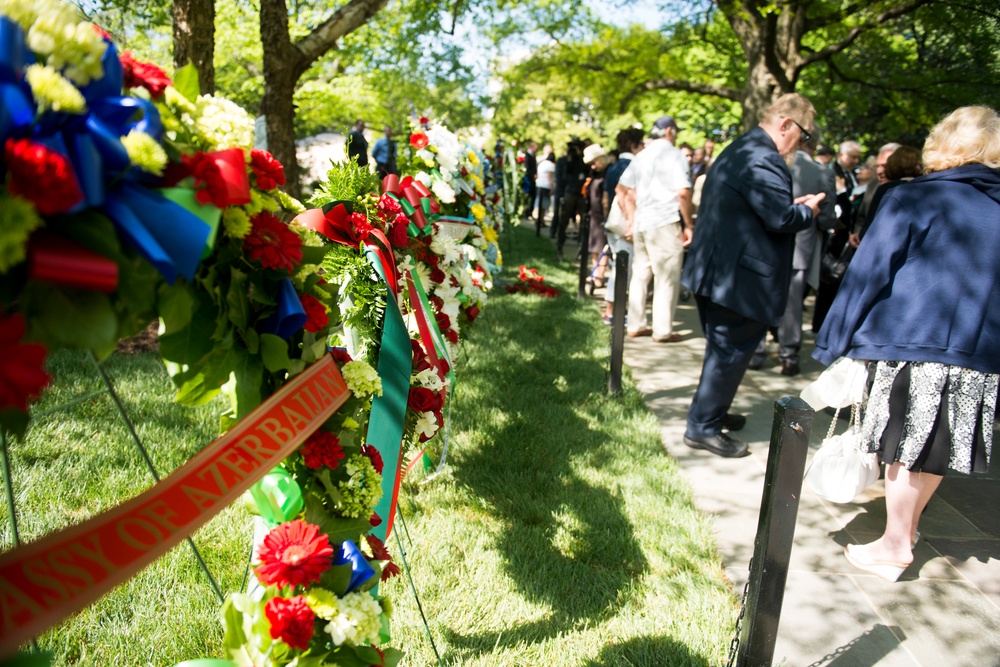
[613,294,1000,667]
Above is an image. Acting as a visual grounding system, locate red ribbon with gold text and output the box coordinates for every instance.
[0,356,349,656]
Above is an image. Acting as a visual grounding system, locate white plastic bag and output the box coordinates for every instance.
[804,405,880,503]
[800,356,868,410]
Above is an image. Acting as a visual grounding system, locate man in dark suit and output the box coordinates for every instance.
[750,134,838,375]
[346,119,368,167]
[523,141,538,220]
[681,93,826,458]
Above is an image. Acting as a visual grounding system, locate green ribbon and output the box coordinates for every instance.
[158,187,222,258]
[365,248,412,543]
[248,466,304,526]
[409,269,456,388]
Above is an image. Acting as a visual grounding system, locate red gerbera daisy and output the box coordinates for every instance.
[255,520,333,588]
[299,430,344,470]
[250,149,286,190]
[299,294,329,334]
[4,138,83,216]
[0,312,51,411]
[244,212,303,273]
[264,595,315,651]
[360,444,384,475]
[410,132,429,149]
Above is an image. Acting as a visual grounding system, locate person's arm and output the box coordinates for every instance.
[746,152,815,233]
[618,185,636,241]
[677,187,693,246]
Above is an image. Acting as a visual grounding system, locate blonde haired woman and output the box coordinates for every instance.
[814,105,1000,581]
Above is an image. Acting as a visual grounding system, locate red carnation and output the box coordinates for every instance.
[299,430,344,470]
[376,193,402,219]
[250,149,287,190]
[300,294,329,334]
[429,295,444,312]
[428,267,446,285]
[244,212,303,273]
[408,386,443,413]
[445,328,459,344]
[434,311,451,334]
[370,512,383,527]
[388,215,409,247]
[410,132,429,149]
[360,444,384,475]
[464,305,480,322]
[119,51,172,100]
[4,138,83,216]
[418,116,429,125]
[264,595,315,651]
[255,520,333,588]
[0,312,51,411]
[350,212,374,244]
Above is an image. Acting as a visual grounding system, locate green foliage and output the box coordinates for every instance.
[309,160,382,209]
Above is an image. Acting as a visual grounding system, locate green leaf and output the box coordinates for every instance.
[260,333,293,372]
[381,647,405,667]
[317,562,355,597]
[22,283,118,357]
[303,492,372,545]
[221,596,249,654]
[353,645,384,663]
[243,328,260,355]
[0,410,29,443]
[229,349,264,420]
[158,281,196,332]
[173,62,201,102]
[300,244,331,266]
[226,268,251,330]
[172,336,238,406]
[159,289,217,365]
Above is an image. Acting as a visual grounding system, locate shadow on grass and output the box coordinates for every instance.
[443,241,653,659]
[581,634,715,667]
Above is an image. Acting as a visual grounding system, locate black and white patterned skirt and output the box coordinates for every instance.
[861,361,998,476]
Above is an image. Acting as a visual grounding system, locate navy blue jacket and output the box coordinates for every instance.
[814,164,1000,374]
[681,127,814,325]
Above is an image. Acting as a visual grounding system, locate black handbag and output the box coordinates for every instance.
[820,244,855,285]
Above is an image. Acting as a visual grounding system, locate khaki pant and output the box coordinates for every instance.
[627,222,684,338]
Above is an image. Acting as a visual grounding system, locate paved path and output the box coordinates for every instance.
[613,294,1000,667]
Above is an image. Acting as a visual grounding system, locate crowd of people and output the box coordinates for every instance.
[522,99,1000,584]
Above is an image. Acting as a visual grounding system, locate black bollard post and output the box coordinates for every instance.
[608,250,629,394]
[736,396,814,667]
[577,219,591,299]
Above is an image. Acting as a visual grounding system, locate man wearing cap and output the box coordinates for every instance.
[681,93,826,458]
[618,115,693,343]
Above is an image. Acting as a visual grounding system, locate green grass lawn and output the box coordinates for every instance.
[0,225,737,666]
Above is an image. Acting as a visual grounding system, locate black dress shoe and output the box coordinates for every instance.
[747,358,764,370]
[684,433,750,458]
[720,413,746,431]
[780,361,801,376]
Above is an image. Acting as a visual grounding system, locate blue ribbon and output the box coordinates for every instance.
[101,181,212,283]
[80,37,123,104]
[334,539,376,593]
[259,278,307,339]
[0,17,34,147]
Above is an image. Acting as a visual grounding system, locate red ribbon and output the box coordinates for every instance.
[382,175,440,230]
[210,147,252,206]
[406,272,443,374]
[27,233,119,293]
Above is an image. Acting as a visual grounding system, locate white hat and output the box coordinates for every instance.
[582,144,607,165]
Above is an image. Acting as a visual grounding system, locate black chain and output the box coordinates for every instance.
[725,558,752,667]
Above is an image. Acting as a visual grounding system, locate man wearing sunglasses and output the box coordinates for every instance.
[681,93,826,458]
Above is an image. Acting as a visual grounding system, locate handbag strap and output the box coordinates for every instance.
[825,406,842,440]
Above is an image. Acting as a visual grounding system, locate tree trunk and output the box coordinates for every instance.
[258,0,391,199]
[172,0,215,94]
[260,0,304,197]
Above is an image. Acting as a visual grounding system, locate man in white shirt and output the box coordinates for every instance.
[618,115,693,342]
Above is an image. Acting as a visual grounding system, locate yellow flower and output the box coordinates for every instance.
[466,149,480,166]
[470,203,486,221]
[0,193,44,273]
[482,225,498,244]
[470,173,484,194]
[121,130,167,175]
[221,207,252,239]
[25,64,86,114]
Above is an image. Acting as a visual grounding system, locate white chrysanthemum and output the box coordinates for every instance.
[415,148,434,165]
[194,94,254,150]
[429,236,461,266]
[431,178,456,204]
[413,261,432,291]
[415,411,438,439]
[425,125,461,174]
[24,63,85,114]
[413,171,432,188]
